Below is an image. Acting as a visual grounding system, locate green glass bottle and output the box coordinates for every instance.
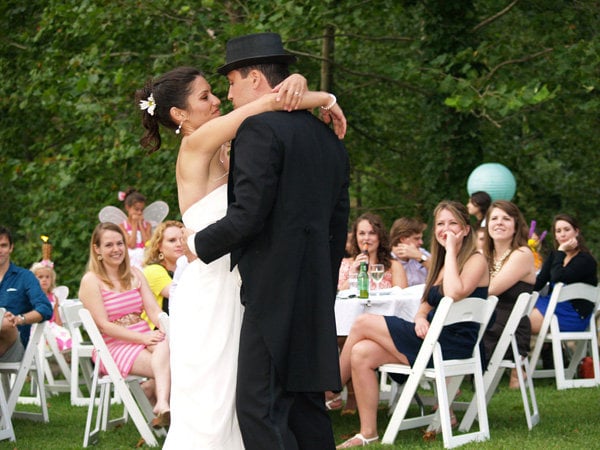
[358,261,369,299]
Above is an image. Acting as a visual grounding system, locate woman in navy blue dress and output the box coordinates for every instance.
[335,201,489,448]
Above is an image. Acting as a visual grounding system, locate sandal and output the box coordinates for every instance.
[151,410,170,429]
[336,433,379,448]
[422,411,458,442]
[326,394,343,411]
[341,390,357,415]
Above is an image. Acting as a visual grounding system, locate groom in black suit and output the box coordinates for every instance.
[190,33,349,449]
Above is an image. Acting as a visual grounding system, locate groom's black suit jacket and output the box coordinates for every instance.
[194,109,349,392]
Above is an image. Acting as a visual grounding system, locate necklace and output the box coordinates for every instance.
[211,170,229,181]
[490,248,512,278]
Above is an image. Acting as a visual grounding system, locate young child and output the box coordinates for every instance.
[30,244,72,352]
[119,188,152,269]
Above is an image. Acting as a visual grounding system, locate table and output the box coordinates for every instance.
[335,284,424,336]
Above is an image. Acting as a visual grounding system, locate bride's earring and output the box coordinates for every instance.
[175,121,183,135]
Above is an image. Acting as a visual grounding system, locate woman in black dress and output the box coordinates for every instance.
[480,201,536,389]
[531,214,598,333]
[335,201,489,448]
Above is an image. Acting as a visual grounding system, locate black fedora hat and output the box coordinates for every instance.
[217,32,297,75]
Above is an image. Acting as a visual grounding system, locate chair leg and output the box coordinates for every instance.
[519,358,540,429]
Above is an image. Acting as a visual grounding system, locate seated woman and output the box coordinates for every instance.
[330,213,407,415]
[78,222,171,427]
[530,214,598,334]
[142,220,185,328]
[481,201,536,389]
[335,201,489,448]
[338,212,408,292]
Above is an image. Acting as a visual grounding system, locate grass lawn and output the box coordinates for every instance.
[4,375,599,449]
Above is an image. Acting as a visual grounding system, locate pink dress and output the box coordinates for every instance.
[97,285,151,376]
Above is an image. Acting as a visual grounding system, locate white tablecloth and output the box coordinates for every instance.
[335,285,424,336]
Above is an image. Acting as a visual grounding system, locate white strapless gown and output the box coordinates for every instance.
[164,185,244,449]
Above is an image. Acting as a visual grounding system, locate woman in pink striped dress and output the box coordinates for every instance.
[79,222,171,427]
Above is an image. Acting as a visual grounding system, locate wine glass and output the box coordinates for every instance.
[369,264,384,297]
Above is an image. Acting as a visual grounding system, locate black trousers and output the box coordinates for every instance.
[236,316,335,450]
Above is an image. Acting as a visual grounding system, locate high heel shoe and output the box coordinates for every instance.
[151,410,170,429]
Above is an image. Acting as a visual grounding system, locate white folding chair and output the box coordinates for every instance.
[459,292,540,432]
[59,300,94,406]
[0,321,49,424]
[78,308,164,447]
[529,282,600,389]
[378,295,498,448]
[33,286,72,398]
[0,308,15,442]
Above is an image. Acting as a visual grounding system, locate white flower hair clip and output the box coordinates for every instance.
[139,94,156,116]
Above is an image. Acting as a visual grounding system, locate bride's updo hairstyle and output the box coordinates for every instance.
[135,66,205,153]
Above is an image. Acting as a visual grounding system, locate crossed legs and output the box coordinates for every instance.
[337,314,408,445]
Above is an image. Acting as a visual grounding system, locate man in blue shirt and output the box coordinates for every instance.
[0,226,52,361]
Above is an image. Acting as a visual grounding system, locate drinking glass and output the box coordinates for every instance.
[348,273,358,295]
[369,264,384,296]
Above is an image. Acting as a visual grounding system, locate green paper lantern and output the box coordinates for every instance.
[467,163,516,201]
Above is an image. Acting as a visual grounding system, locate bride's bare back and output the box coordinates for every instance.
[177,142,229,215]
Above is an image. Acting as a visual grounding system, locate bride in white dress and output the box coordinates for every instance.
[136,67,345,449]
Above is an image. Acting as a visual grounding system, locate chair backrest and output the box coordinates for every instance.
[413,295,498,373]
[434,295,499,345]
[553,282,600,308]
[60,300,85,336]
[487,292,532,367]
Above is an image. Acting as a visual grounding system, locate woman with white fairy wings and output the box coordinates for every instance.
[135,66,346,448]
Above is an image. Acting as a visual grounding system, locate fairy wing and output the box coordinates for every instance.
[53,285,70,303]
[144,200,169,228]
[98,206,127,225]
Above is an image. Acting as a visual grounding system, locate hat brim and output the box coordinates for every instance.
[217,54,297,75]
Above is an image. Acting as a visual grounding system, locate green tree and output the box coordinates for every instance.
[1,0,598,290]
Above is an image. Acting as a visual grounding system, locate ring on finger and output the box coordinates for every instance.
[294,91,301,96]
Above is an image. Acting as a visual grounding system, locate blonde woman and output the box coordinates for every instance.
[142,220,185,327]
[78,222,171,427]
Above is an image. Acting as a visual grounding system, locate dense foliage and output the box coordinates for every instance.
[1,0,598,289]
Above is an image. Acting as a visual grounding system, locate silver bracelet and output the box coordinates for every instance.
[320,94,337,111]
